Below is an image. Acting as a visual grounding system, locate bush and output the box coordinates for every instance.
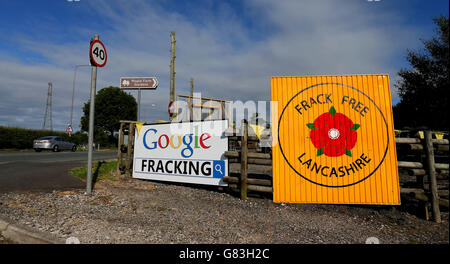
[0,126,88,149]
[0,126,120,150]
[70,131,89,146]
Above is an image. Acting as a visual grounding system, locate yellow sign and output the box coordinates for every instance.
[271,75,400,205]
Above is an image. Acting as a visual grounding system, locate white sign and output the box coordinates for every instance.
[90,40,107,67]
[133,120,229,186]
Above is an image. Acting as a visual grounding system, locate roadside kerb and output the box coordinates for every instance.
[1,215,64,244]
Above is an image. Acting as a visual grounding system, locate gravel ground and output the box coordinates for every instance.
[0,177,448,244]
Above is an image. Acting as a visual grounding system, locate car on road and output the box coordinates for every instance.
[33,136,77,152]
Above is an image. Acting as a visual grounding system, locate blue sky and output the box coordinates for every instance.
[0,0,448,131]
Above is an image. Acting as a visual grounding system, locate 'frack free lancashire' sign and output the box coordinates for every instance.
[271,75,400,205]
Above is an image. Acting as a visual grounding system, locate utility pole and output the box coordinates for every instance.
[189,77,194,121]
[137,88,141,121]
[42,82,53,130]
[169,31,176,121]
[190,77,194,99]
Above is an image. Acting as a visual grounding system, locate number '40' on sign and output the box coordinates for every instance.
[89,40,107,67]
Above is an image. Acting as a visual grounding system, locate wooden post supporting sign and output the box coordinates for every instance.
[240,119,248,200]
[424,130,441,223]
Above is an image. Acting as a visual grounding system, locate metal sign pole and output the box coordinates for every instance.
[86,34,99,194]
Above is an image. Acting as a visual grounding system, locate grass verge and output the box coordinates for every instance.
[71,160,118,182]
[0,148,35,152]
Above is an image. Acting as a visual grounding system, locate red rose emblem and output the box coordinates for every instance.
[307,106,359,157]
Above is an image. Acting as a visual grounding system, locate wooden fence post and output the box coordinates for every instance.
[424,130,441,223]
[240,119,248,200]
[117,122,124,172]
[125,123,135,177]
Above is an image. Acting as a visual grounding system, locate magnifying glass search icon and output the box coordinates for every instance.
[215,164,223,175]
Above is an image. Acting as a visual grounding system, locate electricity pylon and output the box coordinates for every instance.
[42,82,53,130]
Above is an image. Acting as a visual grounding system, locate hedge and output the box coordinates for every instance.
[0,126,87,149]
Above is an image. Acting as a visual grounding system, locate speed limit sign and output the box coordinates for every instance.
[89,40,107,67]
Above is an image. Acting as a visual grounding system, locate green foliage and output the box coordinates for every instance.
[0,126,90,149]
[0,126,67,149]
[394,15,449,131]
[70,131,89,146]
[80,86,137,146]
[71,160,118,181]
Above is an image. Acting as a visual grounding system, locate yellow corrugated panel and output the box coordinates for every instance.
[271,75,400,205]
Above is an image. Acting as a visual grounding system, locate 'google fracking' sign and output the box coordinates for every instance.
[133,120,228,186]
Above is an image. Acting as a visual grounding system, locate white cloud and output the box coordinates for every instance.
[0,0,425,130]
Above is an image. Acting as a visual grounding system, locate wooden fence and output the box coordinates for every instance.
[396,132,448,222]
[117,120,138,177]
[223,120,273,199]
[117,119,448,222]
[223,120,449,222]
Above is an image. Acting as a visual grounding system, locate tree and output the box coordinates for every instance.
[394,15,449,131]
[80,86,137,144]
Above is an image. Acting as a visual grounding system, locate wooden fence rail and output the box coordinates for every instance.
[223,120,274,198]
[117,119,448,222]
[224,121,448,222]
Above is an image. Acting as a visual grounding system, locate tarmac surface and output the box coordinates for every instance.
[0,150,116,193]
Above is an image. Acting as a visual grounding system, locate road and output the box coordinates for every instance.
[0,151,116,193]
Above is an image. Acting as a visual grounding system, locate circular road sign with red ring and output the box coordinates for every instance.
[90,40,107,67]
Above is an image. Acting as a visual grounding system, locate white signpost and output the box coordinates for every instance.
[132,120,229,186]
